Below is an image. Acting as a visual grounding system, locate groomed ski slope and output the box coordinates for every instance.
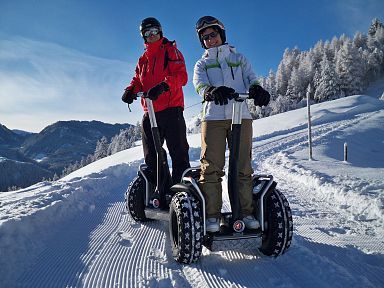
[0,95,383,287]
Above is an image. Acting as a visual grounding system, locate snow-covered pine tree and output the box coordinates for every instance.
[94,136,109,160]
[368,18,384,37]
[336,40,365,96]
[324,40,335,62]
[330,36,342,55]
[134,121,142,140]
[314,53,340,102]
[286,67,305,105]
[310,40,324,72]
[276,48,300,96]
[276,61,289,97]
[367,19,384,77]
[107,124,142,155]
[297,52,315,96]
[312,68,321,95]
[364,48,383,80]
[353,31,368,51]
[264,69,277,100]
[269,94,291,115]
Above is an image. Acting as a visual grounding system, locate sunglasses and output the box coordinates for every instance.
[143,28,160,38]
[201,31,219,41]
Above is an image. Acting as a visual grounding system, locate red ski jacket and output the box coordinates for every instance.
[127,37,188,113]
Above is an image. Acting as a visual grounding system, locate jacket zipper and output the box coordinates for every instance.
[230,66,235,80]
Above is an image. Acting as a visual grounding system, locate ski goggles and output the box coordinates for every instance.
[195,16,224,33]
[201,31,219,41]
[143,27,160,38]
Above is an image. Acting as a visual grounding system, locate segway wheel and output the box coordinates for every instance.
[125,175,148,222]
[169,192,203,264]
[260,188,293,257]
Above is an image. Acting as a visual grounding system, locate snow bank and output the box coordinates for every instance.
[0,149,142,286]
[263,151,383,226]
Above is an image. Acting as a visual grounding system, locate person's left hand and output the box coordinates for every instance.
[147,82,170,100]
[249,85,270,107]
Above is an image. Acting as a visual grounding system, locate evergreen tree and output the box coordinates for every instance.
[135,121,142,140]
[298,52,315,93]
[324,40,335,61]
[276,61,289,96]
[310,40,324,72]
[276,47,300,96]
[314,53,340,102]
[270,94,291,115]
[94,136,109,160]
[367,19,384,76]
[330,36,342,54]
[368,18,384,37]
[286,67,305,104]
[265,69,277,100]
[365,48,384,79]
[353,31,368,50]
[336,40,365,96]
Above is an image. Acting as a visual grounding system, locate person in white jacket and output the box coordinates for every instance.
[193,16,271,233]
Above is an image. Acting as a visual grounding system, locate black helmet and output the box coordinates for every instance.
[195,16,226,48]
[140,17,163,40]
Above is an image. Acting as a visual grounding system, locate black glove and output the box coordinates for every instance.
[147,82,170,100]
[121,88,136,104]
[249,85,270,107]
[204,86,235,105]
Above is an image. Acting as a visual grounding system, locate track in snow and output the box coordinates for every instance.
[15,111,384,287]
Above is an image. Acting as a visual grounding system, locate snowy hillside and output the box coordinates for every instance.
[0,94,383,287]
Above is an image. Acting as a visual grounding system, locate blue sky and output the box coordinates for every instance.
[0,0,383,132]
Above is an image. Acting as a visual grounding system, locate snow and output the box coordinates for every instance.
[34,153,48,163]
[1,94,383,287]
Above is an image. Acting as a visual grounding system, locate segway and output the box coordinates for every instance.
[169,93,293,263]
[125,92,178,222]
[125,92,203,263]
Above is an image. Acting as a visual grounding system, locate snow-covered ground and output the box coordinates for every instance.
[1,94,383,287]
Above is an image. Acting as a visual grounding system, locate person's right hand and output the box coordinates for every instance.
[121,88,136,104]
[204,86,235,105]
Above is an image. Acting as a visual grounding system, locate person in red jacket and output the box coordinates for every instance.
[122,17,190,186]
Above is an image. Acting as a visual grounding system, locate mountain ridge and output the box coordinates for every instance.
[0,120,131,191]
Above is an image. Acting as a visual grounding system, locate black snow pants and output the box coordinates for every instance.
[141,107,190,186]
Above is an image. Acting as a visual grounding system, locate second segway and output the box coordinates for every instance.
[169,93,293,262]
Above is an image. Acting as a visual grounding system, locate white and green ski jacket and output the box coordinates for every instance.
[193,44,260,121]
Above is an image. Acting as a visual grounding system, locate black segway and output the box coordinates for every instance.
[125,92,203,263]
[169,93,293,263]
[125,93,175,222]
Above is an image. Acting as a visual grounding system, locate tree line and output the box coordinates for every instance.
[60,122,142,177]
[249,18,384,119]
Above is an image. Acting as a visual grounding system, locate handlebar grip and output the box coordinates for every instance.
[232,92,249,101]
[136,92,146,98]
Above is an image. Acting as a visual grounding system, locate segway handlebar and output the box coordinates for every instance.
[232,92,249,101]
[134,92,157,128]
[134,92,168,209]
[135,92,146,98]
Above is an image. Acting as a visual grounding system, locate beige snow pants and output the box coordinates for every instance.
[199,119,254,218]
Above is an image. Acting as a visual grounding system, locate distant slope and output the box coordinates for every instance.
[20,120,130,173]
[0,124,24,147]
[0,158,53,191]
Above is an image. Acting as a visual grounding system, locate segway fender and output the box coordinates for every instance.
[170,183,191,194]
